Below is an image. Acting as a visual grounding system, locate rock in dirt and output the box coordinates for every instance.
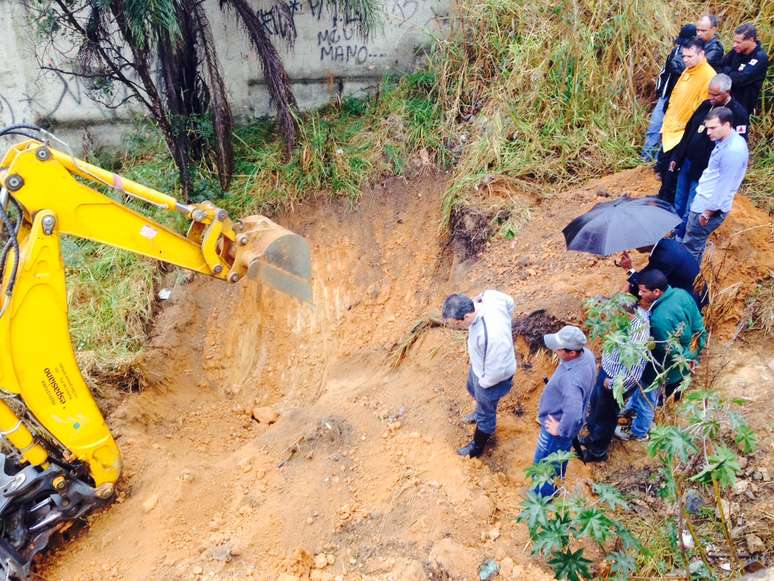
[313,553,329,569]
[142,494,159,513]
[500,557,514,577]
[429,538,474,578]
[479,559,500,580]
[746,534,765,554]
[734,480,750,495]
[252,406,279,424]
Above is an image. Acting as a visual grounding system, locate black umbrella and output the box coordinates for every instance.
[562,195,681,256]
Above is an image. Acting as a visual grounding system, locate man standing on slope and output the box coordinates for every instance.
[657,38,716,189]
[442,291,516,458]
[533,326,596,497]
[720,23,770,116]
[682,106,749,263]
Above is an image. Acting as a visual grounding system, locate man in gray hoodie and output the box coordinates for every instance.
[532,326,596,497]
[442,290,516,458]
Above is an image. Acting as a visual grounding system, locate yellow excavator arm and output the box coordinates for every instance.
[0,128,311,579]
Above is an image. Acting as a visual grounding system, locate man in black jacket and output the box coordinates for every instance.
[619,238,702,306]
[641,24,697,162]
[720,23,770,115]
[697,14,724,70]
[665,74,749,238]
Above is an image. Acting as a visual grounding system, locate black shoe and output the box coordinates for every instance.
[457,427,491,458]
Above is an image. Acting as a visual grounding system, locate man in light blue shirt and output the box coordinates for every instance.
[683,106,749,263]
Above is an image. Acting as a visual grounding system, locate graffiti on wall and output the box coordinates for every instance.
[256,0,435,66]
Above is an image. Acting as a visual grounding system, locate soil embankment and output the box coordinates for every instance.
[42,168,774,580]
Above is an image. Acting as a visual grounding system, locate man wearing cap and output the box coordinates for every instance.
[533,326,596,497]
[442,291,516,458]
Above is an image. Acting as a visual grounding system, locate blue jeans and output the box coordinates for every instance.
[672,162,699,239]
[683,210,728,264]
[465,368,512,435]
[532,426,573,497]
[627,385,660,438]
[641,96,666,162]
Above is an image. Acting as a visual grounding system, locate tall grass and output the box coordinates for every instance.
[431,0,773,223]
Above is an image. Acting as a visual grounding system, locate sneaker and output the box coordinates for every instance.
[614,426,649,442]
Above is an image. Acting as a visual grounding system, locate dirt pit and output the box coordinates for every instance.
[41,169,773,580]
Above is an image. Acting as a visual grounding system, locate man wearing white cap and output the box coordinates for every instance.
[533,326,596,497]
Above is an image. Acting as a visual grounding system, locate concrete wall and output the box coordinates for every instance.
[0,0,449,147]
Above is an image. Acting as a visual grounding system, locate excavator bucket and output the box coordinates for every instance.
[236,216,313,303]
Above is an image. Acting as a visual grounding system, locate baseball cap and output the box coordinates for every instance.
[544,325,587,351]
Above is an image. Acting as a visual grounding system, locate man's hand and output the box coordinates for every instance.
[545,415,560,436]
[699,210,715,227]
[669,160,677,172]
[689,360,699,374]
[618,251,633,270]
[603,377,611,389]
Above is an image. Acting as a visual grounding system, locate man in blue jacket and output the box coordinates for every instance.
[533,326,596,497]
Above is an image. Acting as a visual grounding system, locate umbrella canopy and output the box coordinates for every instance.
[562,195,681,256]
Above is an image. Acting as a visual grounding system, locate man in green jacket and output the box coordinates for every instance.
[616,269,706,441]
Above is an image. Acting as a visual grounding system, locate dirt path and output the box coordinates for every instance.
[41,169,773,580]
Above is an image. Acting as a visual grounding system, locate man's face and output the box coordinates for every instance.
[708,85,730,106]
[555,348,577,362]
[444,312,474,330]
[733,33,757,54]
[705,117,732,141]
[696,17,715,41]
[638,285,662,305]
[682,47,704,68]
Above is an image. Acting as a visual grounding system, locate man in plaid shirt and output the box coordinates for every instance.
[579,300,651,462]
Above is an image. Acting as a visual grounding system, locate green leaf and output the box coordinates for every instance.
[574,507,614,544]
[613,522,642,551]
[532,514,571,556]
[517,492,552,532]
[735,424,758,455]
[547,547,592,581]
[689,446,741,489]
[648,426,698,463]
[592,482,629,511]
[608,550,637,580]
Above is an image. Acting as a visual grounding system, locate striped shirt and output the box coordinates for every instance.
[601,307,651,390]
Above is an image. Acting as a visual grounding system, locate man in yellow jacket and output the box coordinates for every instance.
[660,38,716,157]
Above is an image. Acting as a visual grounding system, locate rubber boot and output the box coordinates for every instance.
[457,427,491,458]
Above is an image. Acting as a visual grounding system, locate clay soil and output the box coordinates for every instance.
[40,168,774,580]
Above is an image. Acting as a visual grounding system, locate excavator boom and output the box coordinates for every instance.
[0,128,312,579]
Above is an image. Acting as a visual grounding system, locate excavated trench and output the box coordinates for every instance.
[40,169,774,580]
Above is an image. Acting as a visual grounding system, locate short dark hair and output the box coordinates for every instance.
[442,294,474,320]
[638,269,668,292]
[705,106,734,126]
[735,23,757,40]
[701,14,719,28]
[683,38,706,52]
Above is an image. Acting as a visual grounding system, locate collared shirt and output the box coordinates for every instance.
[467,290,516,388]
[661,60,715,152]
[537,348,597,439]
[601,307,650,390]
[691,131,748,214]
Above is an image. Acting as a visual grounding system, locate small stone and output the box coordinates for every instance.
[326,554,336,565]
[733,480,749,495]
[745,534,765,554]
[178,469,195,482]
[731,526,746,539]
[313,553,328,569]
[760,468,770,482]
[192,566,204,575]
[252,406,279,424]
[500,557,514,577]
[306,517,314,525]
[487,528,500,541]
[142,494,159,513]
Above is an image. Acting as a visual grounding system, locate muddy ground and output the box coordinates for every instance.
[41,168,773,580]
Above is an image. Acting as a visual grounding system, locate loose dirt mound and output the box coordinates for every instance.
[41,169,773,580]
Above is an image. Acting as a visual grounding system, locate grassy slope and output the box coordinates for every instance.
[66,0,772,389]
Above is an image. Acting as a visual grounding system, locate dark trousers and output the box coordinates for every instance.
[583,370,618,458]
[465,368,512,435]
